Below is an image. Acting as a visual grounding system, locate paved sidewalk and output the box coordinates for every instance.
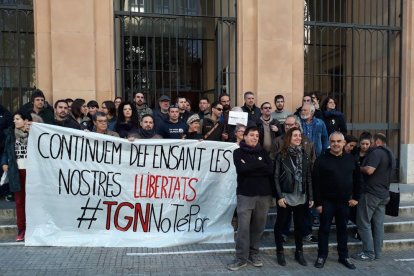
[0,245,413,275]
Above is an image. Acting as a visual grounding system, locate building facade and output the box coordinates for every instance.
[1,0,414,182]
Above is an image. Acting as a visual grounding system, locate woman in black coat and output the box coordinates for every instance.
[115,102,139,138]
[1,111,32,242]
[273,127,313,267]
[320,97,347,136]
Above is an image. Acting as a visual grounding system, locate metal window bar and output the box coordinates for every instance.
[304,0,402,171]
[114,0,237,109]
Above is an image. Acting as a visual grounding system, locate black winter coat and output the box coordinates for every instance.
[1,128,22,192]
[273,149,313,201]
[233,142,274,197]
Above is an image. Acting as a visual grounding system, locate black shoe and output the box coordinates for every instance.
[295,251,307,266]
[314,257,326,268]
[277,252,286,266]
[338,258,356,269]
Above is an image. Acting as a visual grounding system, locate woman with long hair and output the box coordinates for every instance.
[320,96,347,136]
[113,97,123,116]
[101,100,117,131]
[70,98,89,129]
[1,111,32,241]
[115,101,139,138]
[355,131,372,166]
[274,127,313,267]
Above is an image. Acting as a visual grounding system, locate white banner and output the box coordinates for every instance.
[26,123,237,247]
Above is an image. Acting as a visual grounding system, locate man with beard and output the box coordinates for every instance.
[300,103,329,157]
[202,102,227,141]
[176,96,192,123]
[53,100,81,129]
[198,97,210,120]
[300,103,328,244]
[256,102,282,157]
[134,92,152,121]
[271,94,292,125]
[129,114,162,139]
[219,93,232,138]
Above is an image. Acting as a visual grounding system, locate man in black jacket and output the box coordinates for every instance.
[52,100,81,129]
[313,132,361,270]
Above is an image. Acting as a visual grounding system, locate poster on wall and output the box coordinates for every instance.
[26,123,237,247]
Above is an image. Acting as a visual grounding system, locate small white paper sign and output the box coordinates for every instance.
[228,111,248,126]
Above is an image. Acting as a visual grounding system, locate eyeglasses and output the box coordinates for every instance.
[97,120,108,123]
[215,108,223,111]
[262,107,272,110]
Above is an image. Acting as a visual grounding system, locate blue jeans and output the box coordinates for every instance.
[356,193,389,259]
[235,195,272,261]
[317,200,350,259]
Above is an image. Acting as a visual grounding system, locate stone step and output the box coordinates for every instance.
[0,231,413,255]
[391,183,414,202]
[264,210,414,232]
[258,231,414,255]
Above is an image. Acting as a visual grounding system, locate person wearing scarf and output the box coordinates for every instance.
[1,111,33,242]
[227,126,273,271]
[274,127,313,267]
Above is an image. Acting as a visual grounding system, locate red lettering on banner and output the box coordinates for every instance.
[133,174,198,202]
[114,202,134,231]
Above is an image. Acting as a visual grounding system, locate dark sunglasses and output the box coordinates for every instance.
[215,107,223,111]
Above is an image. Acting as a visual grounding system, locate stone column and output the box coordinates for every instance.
[237,0,304,111]
[400,0,414,183]
[33,0,114,104]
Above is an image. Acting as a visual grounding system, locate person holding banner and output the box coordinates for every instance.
[1,111,32,242]
[228,126,273,271]
[273,127,313,267]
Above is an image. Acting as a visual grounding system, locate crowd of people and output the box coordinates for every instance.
[0,89,395,271]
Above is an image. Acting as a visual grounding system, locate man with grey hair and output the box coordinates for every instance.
[300,103,328,157]
[313,131,361,270]
[300,103,328,244]
[241,91,261,122]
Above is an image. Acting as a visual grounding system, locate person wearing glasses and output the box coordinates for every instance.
[271,94,292,125]
[202,101,227,141]
[91,112,119,137]
[256,102,282,159]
